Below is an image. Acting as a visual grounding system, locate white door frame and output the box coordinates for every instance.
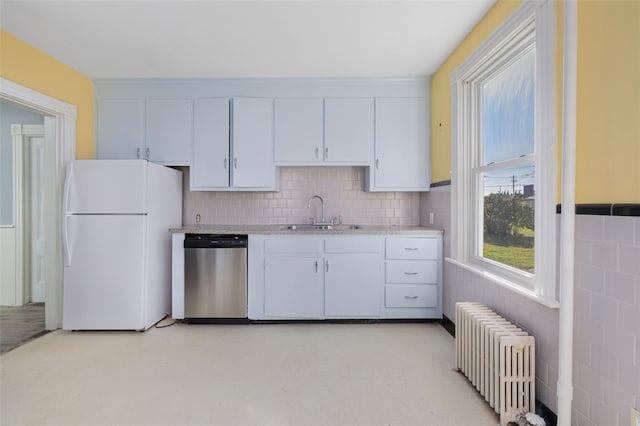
[1,77,77,330]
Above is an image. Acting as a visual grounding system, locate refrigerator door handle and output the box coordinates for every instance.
[63,162,73,214]
[62,164,73,266]
[63,215,72,267]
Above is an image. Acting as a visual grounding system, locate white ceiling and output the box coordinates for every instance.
[0,0,495,79]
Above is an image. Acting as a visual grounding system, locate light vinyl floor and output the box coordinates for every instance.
[0,322,498,426]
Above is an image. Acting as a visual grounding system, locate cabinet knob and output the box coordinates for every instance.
[314,261,318,273]
[404,247,419,251]
[375,158,380,169]
[145,147,150,160]
[224,158,228,169]
[315,147,319,159]
[234,158,238,169]
[404,272,419,275]
[136,148,141,159]
[325,147,329,159]
[325,259,329,272]
[405,295,419,300]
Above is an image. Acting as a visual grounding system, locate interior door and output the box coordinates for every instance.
[29,136,45,303]
[63,215,145,330]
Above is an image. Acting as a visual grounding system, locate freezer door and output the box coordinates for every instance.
[63,215,146,330]
[65,160,147,214]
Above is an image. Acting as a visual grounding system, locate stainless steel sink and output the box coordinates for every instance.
[279,224,363,231]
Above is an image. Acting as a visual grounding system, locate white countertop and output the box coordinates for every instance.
[170,224,443,235]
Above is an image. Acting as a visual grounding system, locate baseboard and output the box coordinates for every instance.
[441,314,455,337]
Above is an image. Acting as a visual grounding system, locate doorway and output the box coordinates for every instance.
[0,77,77,331]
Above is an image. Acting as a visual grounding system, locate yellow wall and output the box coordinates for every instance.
[430,1,522,184]
[575,0,640,203]
[431,0,640,203]
[0,30,94,159]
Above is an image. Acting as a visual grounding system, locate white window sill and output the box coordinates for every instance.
[445,257,559,309]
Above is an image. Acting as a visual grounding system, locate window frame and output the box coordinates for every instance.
[449,0,558,306]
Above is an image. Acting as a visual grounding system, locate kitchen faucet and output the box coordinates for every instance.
[307,195,326,225]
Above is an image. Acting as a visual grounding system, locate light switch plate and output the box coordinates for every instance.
[631,407,640,426]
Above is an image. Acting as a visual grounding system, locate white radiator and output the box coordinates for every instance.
[455,302,535,426]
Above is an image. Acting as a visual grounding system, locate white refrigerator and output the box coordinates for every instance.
[62,160,182,330]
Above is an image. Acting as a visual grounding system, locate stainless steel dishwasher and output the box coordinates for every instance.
[184,234,248,320]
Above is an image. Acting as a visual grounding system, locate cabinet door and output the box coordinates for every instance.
[96,99,143,160]
[192,98,230,189]
[324,98,374,163]
[374,98,429,190]
[324,254,382,317]
[146,99,192,165]
[264,256,323,318]
[274,98,323,163]
[232,97,276,188]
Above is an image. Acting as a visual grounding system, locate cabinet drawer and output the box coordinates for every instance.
[386,237,438,260]
[325,237,382,254]
[385,285,438,308]
[264,238,322,254]
[386,261,437,283]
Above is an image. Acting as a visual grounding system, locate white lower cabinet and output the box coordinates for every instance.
[324,253,382,318]
[248,234,441,320]
[381,236,442,319]
[264,256,324,318]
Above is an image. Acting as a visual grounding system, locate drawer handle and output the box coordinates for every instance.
[405,247,419,251]
[314,261,318,273]
[404,272,419,275]
[405,295,419,299]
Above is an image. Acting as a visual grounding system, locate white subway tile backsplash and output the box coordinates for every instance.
[180,166,420,226]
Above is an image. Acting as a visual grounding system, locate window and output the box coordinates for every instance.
[450,1,558,305]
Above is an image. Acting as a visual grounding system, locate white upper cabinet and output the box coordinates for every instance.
[371,97,430,191]
[191,97,277,190]
[96,99,143,160]
[94,79,430,191]
[145,99,192,165]
[231,97,276,189]
[274,98,324,163]
[324,98,374,164]
[274,97,374,165]
[191,98,230,189]
[96,98,192,164]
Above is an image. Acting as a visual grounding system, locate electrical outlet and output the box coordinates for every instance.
[631,407,640,426]
[429,212,435,225]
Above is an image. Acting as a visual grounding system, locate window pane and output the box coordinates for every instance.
[482,165,535,273]
[482,49,535,165]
